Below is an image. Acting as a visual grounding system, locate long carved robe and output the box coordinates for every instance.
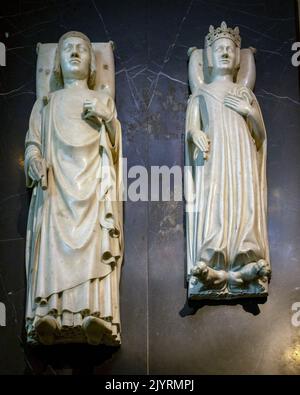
[185,82,269,296]
[25,88,123,344]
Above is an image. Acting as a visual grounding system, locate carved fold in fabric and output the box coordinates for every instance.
[26,276,120,345]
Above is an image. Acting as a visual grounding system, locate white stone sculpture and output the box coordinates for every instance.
[185,22,271,300]
[25,31,123,345]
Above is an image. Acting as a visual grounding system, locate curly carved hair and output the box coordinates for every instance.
[53,31,97,89]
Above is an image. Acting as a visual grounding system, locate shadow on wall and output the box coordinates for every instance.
[23,342,118,375]
[180,297,267,317]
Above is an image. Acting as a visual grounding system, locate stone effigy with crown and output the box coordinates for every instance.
[185,22,271,300]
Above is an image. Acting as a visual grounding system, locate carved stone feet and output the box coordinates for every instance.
[228,259,271,286]
[82,316,111,345]
[190,261,227,288]
[189,259,271,299]
[34,315,59,345]
[33,315,112,346]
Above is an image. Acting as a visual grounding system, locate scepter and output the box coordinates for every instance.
[40,173,47,190]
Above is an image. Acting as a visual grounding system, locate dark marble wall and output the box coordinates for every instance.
[0,0,299,375]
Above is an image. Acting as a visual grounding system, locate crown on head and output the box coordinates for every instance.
[205,21,241,48]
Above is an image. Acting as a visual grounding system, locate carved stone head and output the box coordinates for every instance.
[53,31,96,89]
[204,22,241,78]
[211,37,237,75]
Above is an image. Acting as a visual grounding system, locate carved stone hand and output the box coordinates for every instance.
[28,157,47,183]
[83,98,112,127]
[224,93,253,117]
[188,129,210,160]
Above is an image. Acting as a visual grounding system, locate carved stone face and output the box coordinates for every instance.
[211,37,236,75]
[59,36,91,82]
